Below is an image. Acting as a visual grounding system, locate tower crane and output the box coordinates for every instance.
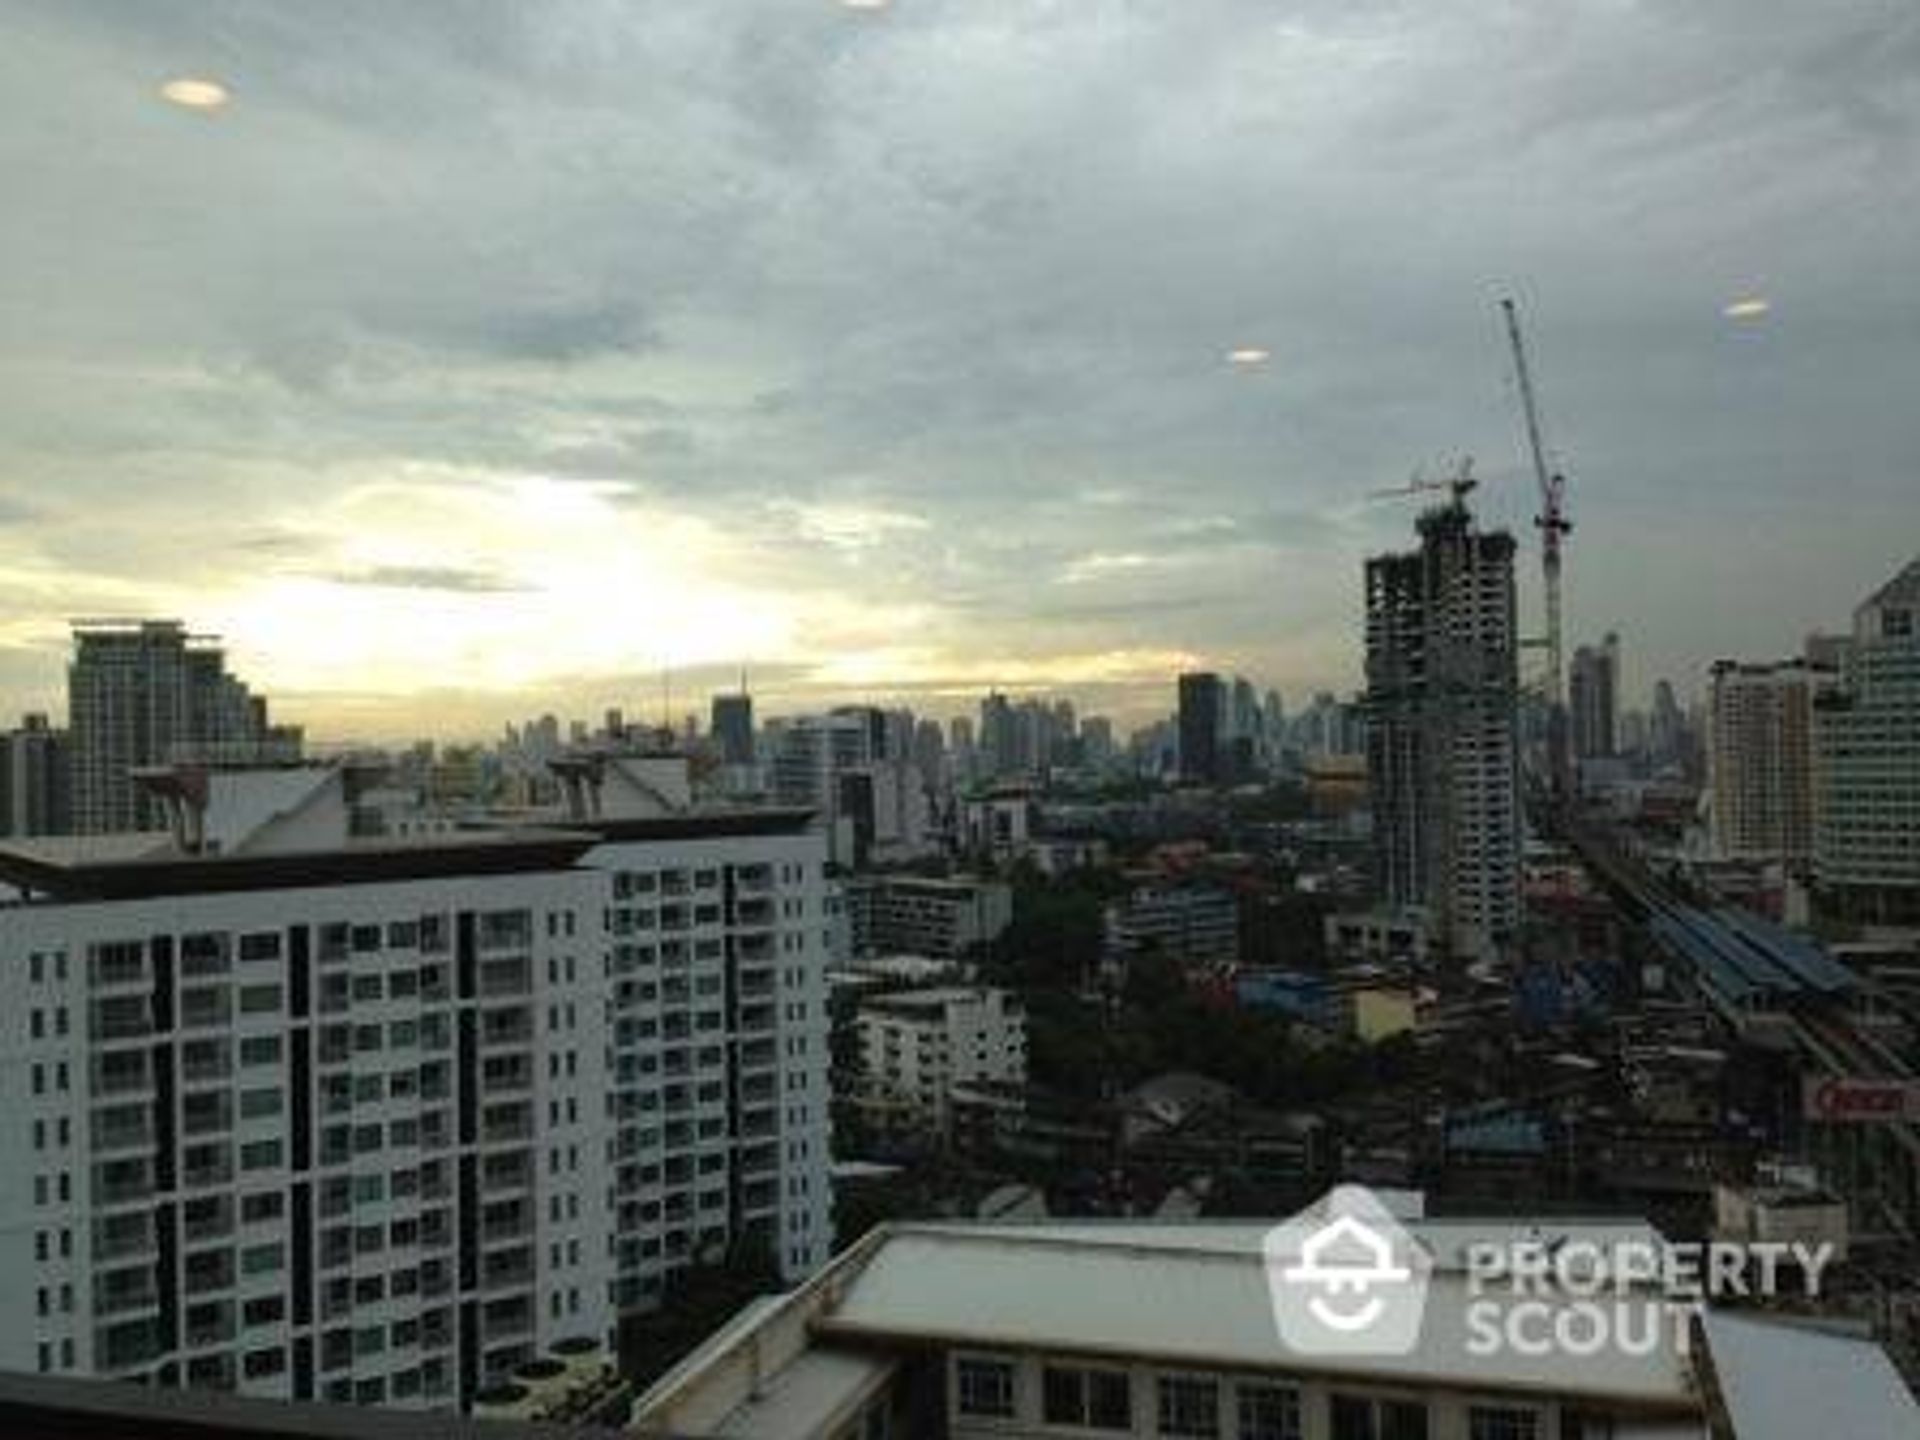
[1500,296,1573,804]
[1368,455,1478,505]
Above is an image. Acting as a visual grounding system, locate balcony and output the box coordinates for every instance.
[178,985,232,1031]
[93,1212,156,1263]
[93,1266,159,1317]
[481,1248,534,1293]
[89,945,147,989]
[480,1056,533,1096]
[91,1104,154,1154]
[95,1318,163,1373]
[89,995,152,1044]
[478,957,532,998]
[481,1152,533,1193]
[91,1050,152,1097]
[481,1007,533,1046]
[480,1104,533,1145]
[93,1159,155,1208]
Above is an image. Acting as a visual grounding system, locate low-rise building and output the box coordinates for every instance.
[845,875,1013,960]
[630,1199,1919,1438]
[1104,884,1239,970]
[855,987,1026,1140]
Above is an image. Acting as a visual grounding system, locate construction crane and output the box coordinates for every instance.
[1500,296,1573,804]
[1369,455,1477,504]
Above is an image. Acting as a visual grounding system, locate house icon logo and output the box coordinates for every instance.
[1263,1185,1432,1357]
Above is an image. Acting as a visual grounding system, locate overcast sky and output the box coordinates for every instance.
[1,1,1915,740]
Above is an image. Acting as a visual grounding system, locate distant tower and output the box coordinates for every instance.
[67,620,284,834]
[710,690,755,767]
[1364,492,1520,960]
[1177,672,1224,785]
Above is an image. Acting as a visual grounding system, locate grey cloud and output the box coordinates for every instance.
[1,0,1917,727]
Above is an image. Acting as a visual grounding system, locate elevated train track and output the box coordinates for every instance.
[1568,819,1920,1236]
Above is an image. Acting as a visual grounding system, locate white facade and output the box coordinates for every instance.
[629,1211,1916,1440]
[855,987,1026,1135]
[0,776,835,1414]
[1813,555,1920,923]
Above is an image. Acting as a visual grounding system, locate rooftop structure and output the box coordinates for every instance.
[630,1203,1915,1438]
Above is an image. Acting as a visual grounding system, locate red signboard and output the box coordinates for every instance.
[1803,1076,1920,1124]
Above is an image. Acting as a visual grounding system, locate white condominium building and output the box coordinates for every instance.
[0,761,834,1413]
[1813,555,1920,924]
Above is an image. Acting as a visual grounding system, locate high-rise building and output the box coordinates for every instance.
[1706,659,1825,864]
[1364,494,1520,959]
[709,691,755,766]
[1814,555,1920,923]
[0,713,72,837]
[0,761,833,1409]
[1649,679,1687,771]
[68,621,291,835]
[1176,672,1224,785]
[1569,632,1619,760]
[773,714,931,867]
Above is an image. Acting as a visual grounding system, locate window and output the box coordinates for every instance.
[1043,1365,1132,1429]
[1237,1383,1302,1440]
[239,932,281,963]
[1158,1376,1220,1439]
[955,1355,1015,1419]
[1331,1395,1428,1440]
[239,1036,281,1067]
[1468,1408,1539,1440]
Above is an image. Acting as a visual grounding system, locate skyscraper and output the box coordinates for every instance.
[1706,659,1824,864]
[1569,631,1619,760]
[1364,493,1520,959]
[1176,672,1223,785]
[0,712,71,837]
[710,691,755,766]
[1814,555,1920,922]
[68,621,289,834]
[1649,678,1687,771]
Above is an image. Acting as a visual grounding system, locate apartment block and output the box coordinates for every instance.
[854,987,1026,1138]
[1103,884,1240,970]
[843,875,1012,960]
[1707,660,1825,865]
[1813,555,1920,923]
[67,621,294,835]
[0,762,834,1412]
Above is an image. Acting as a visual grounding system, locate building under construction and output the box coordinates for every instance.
[1364,488,1522,961]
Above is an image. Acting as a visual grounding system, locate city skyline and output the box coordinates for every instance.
[3,2,1917,738]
